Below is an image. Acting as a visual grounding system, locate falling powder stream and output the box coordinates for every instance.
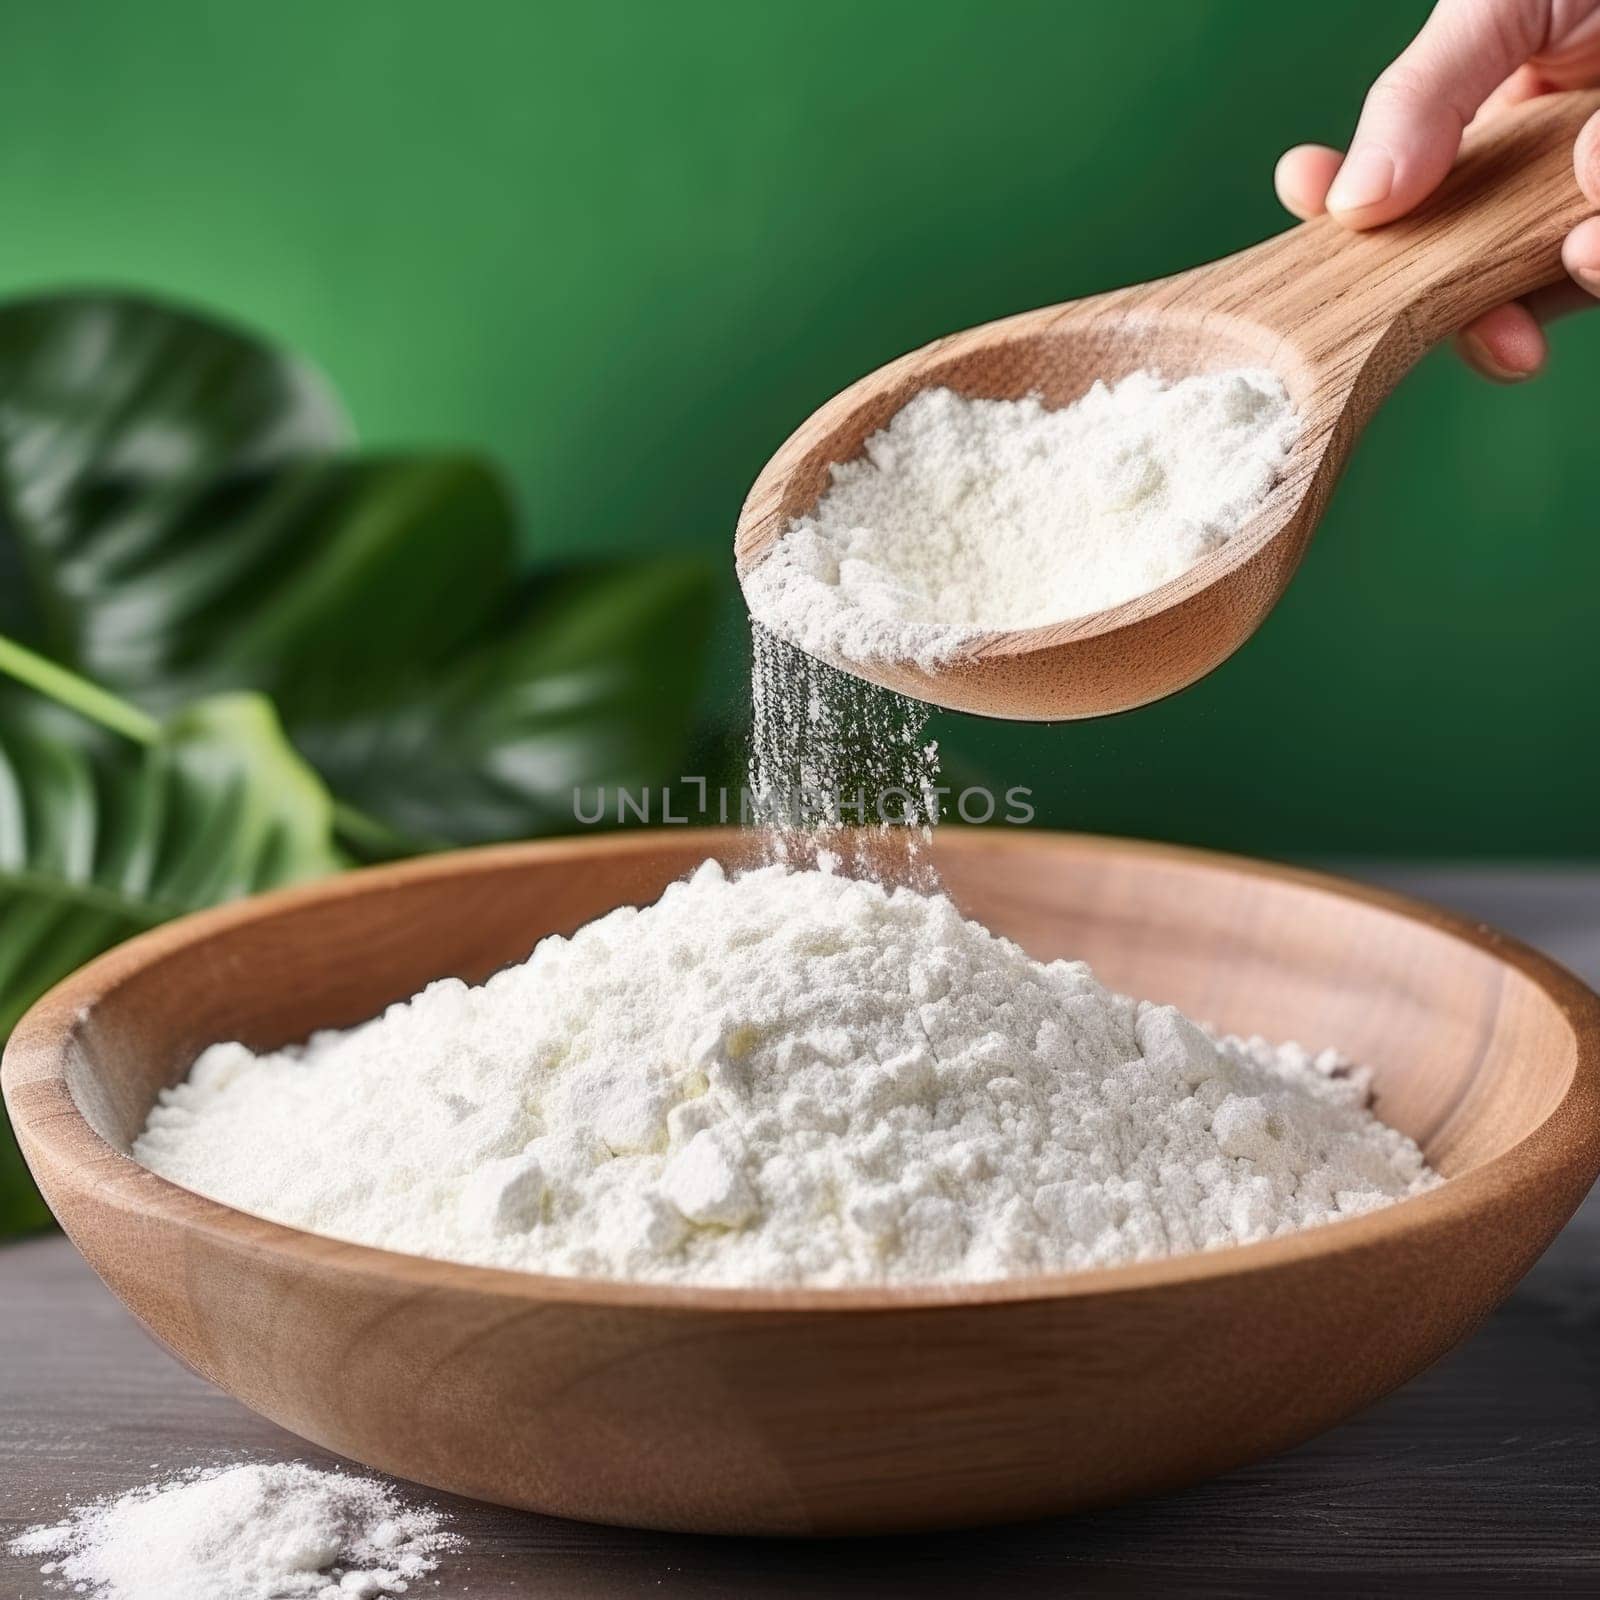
[739,367,1302,885]
[747,623,941,886]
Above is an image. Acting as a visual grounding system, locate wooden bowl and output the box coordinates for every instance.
[6,830,1600,1536]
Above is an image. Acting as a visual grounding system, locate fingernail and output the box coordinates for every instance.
[1457,332,1534,384]
[1327,144,1394,214]
[1574,264,1600,295]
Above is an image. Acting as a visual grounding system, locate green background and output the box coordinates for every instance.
[3,0,1595,857]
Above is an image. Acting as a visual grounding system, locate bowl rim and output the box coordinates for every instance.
[7,827,1600,1316]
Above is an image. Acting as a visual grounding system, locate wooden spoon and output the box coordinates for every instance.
[735,89,1600,720]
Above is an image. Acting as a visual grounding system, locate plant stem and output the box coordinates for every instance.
[0,631,424,863]
[0,635,160,744]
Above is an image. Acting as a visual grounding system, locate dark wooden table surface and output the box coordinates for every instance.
[4,867,1598,1598]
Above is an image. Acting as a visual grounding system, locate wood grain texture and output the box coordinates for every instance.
[4,831,1600,1537]
[4,1186,1597,1596]
[735,90,1600,720]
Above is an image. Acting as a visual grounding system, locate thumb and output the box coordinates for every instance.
[1327,0,1552,226]
[1579,107,1600,206]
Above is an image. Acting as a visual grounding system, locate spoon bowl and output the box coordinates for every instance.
[6,829,1600,1534]
[736,91,1600,718]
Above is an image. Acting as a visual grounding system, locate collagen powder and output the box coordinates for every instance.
[134,862,1435,1289]
[9,1462,455,1600]
[743,369,1299,670]
[747,621,941,883]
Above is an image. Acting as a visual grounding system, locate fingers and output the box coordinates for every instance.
[1454,302,1548,380]
[1273,144,1344,219]
[1269,70,1549,221]
[1451,223,1600,381]
[1561,112,1600,294]
[1271,117,1600,381]
[1563,214,1600,295]
[1471,63,1550,123]
[1325,0,1550,227]
[1578,108,1600,205]
[1274,5,1600,383]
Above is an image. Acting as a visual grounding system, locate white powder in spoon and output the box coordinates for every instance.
[133,860,1435,1289]
[9,1462,456,1600]
[743,369,1299,670]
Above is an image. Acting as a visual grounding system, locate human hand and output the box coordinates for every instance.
[1275,0,1600,380]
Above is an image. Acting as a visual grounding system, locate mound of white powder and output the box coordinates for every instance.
[743,369,1299,670]
[133,862,1435,1288]
[9,1462,455,1600]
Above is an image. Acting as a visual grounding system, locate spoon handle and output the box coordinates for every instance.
[1255,89,1600,359]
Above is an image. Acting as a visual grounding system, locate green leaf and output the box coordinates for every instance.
[0,291,350,693]
[0,294,525,718]
[293,557,718,845]
[0,293,717,851]
[166,453,518,722]
[0,685,343,1231]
